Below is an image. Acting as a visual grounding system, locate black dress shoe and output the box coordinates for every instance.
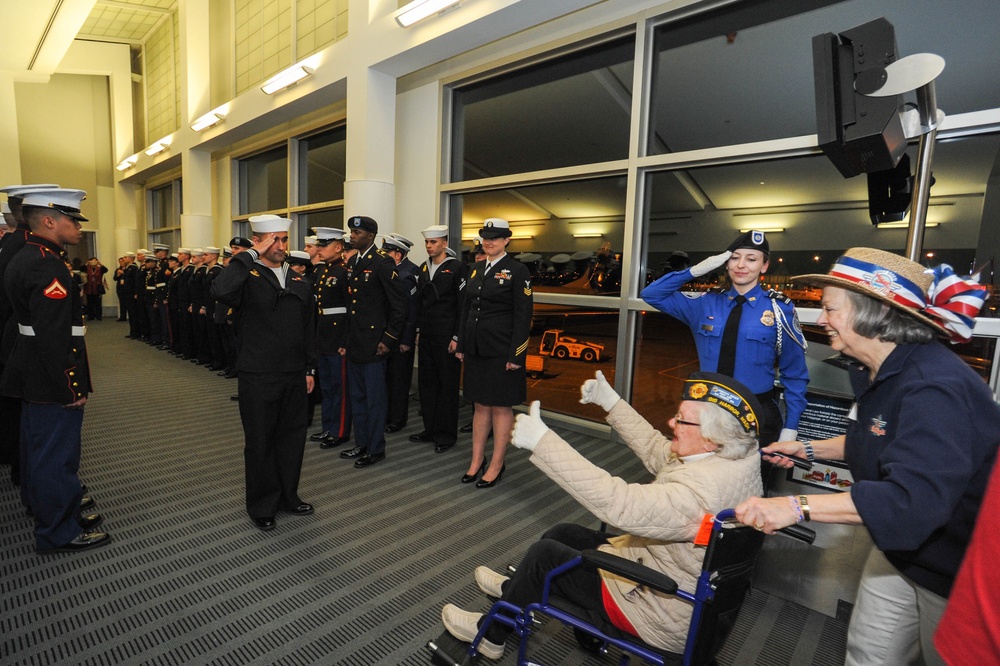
[320,436,351,449]
[340,446,365,459]
[408,432,434,443]
[476,464,506,489]
[461,461,487,484]
[37,531,111,554]
[459,422,473,433]
[434,442,455,453]
[230,395,239,401]
[310,431,332,442]
[80,496,95,510]
[78,513,103,530]
[252,516,276,531]
[208,364,225,371]
[384,424,403,433]
[283,503,314,516]
[354,453,385,468]
[224,371,238,379]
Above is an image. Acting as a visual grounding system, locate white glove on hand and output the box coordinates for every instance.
[579,370,621,412]
[511,401,549,452]
[778,428,798,443]
[689,250,732,278]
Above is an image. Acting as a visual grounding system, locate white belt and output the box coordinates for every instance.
[19,324,87,336]
[156,282,166,287]
[146,286,156,290]
[321,307,347,315]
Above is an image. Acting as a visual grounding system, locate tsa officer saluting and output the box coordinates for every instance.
[211,214,317,531]
[309,227,352,449]
[382,234,419,433]
[640,230,808,448]
[410,225,468,452]
[0,188,110,553]
[339,215,407,468]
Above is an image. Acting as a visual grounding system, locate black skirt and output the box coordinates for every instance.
[463,355,527,407]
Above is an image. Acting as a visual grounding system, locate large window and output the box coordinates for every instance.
[148,180,181,251]
[238,145,288,214]
[298,126,347,204]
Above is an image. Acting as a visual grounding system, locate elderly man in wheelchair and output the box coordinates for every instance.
[439,371,767,662]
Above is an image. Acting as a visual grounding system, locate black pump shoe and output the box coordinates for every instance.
[461,461,487,484]
[476,464,506,489]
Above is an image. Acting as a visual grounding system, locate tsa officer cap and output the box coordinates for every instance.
[727,230,769,256]
[248,214,292,234]
[348,215,378,233]
[303,235,318,246]
[390,233,414,249]
[381,236,409,253]
[0,183,60,202]
[287,250,312,266]
[478,217,512,240]
[681,372,763,436]
[421,224,449,239]
[204,246,221,255]
[20,188,89,221]
[190,248,205,256]
[313,227,346,245]
[229,236,253,249]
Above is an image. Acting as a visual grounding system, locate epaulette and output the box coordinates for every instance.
[375,248,390,258]
[707,285,727,294]
[766,289,794,306]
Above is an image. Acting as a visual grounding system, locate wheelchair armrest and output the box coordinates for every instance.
[580,549,678,596]
[778,524,816,544]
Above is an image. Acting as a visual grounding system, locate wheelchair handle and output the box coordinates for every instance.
[715,508,816,544]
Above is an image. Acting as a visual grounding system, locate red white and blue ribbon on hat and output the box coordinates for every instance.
[828,255,987,343]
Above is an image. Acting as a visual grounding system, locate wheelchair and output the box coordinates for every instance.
[426,509,814,666]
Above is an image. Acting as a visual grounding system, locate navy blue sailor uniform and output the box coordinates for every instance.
[457,254,533,407]
[204,262,225,367]
[344,245,408,459]
[0,234,92,551]
[123,261,140,338]
[385,255,420,430]
[640,269,808,446]
[0,225,33,485]
[177,263,196,358]
[190,264,211,363]
[313,258,352,441]
[211,251,316,520]
[415,255,468,448]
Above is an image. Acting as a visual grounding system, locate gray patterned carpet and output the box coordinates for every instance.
[0,319,846,665]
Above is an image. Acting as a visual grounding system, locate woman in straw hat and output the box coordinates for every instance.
[735,247,997,666]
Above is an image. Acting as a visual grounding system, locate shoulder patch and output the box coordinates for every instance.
[44,279,68,299]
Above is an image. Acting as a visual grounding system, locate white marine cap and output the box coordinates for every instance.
[420,224,449,239]
[20,188,89,221]
[516,252,542,263]
[550,253,572,265]
[313,227,346,244]
[0,183,60,201]
[204,246,221,255]
[248,214,292,234]
[152,243,170,252]
[389,232,414,248]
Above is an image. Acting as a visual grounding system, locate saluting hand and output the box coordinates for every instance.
[252,233,276,255]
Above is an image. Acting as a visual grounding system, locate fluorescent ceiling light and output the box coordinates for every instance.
[738,227,784,233]
[877,221,939,229]
[395,0,461,27]
[573,232,604,238]
[511,234,534,240]
[115,155,138,171]
[144,137,172,156]
[191,110,226,132]
[261,64,314,95]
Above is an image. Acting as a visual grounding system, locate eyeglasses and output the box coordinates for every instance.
[673,414,700,427]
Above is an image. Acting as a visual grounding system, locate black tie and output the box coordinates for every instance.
[717,295,746,378]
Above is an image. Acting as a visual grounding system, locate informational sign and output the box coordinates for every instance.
[789,392,855,492]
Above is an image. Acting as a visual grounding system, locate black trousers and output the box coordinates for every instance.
[417,337,461,446]
[237,371,308,518]
[484,523,612,644]
[385,346,415,428]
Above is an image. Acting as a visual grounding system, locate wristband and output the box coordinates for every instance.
[798,495,811,522]
[788,496,804,523]
[802,441,815,464]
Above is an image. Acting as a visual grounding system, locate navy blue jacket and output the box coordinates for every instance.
[846,342,1000,597]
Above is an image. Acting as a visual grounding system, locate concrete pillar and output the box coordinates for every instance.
[178,0,212,126]
[181,149,216,247]
[0,72,22,187]
[345,66,397,233]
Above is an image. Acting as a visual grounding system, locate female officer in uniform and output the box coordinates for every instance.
[640,230,808,448]
[455,218,533,488]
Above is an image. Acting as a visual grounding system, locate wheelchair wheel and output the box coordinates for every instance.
[573,627,606,655]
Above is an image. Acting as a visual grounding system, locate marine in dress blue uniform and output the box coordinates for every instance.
[382,234,419,432]
[640,230,808,447]
[339,215,408,468]
[0,188,110,553]
[211,215,316,531]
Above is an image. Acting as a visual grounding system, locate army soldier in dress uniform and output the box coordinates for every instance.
[382,234,419,433]
[211,214,316,531]
[409,225,468,453]
[0,188,110,553]
[339,215,408,468]
[308,227,353,449]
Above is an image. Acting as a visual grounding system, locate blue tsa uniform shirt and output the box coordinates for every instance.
[640,268,808,431]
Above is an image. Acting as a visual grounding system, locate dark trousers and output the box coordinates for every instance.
[417,337,461,447]
[209,320,225,367]
[317,352,351,439]
[136,295,150,338]
[756,393,783,448]
[179,309,195,357]
[168,307,181,351]
[385,346,415,428]
[237,371,308,518]
[220,323,237,371]
[158,300,171,347]
[0,395,21,484]
[194,311,210,363]
[20,402,85,550]
[348,359,388,456]
[127,297,140,336]
[147,301,162,344]
[485,523,611,643]
[85,294,103,320]
[116,288,127,320]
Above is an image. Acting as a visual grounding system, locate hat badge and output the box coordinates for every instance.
[751,230,765,246]
[867,269,899,296]
[485,220,494,228]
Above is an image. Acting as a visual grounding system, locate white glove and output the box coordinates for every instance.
[778,428,798,443]
[512,401,549,452]
[579,370,621,412]
[689,250,732,278]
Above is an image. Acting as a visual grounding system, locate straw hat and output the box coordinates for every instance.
[793,247,987,343]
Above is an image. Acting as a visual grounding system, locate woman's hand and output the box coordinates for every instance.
[760,441,807,469]
[735,496,799,534]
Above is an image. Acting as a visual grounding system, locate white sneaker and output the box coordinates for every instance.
[475,566,509,598]
[441,604,505,660]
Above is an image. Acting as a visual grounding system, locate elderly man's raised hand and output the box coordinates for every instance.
[512,401,548,452]
[579,370,620,411]
[689,250,732,278]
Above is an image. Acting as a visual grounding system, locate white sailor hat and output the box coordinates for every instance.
[177,247,192,254]
[550,253,572,265]
[381,236,409,253]
[313,227,346,244]
[390,233,414,249]
[421,225,449,239]
[190,248,205,256]
[0,183,60,201]
[136,248,150,255]
[248,214,292,234]
[20,188,89,221]
[287,250,311,266]
[204,246,221,255]
[303,235,319,246]
[124,251,136,258]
